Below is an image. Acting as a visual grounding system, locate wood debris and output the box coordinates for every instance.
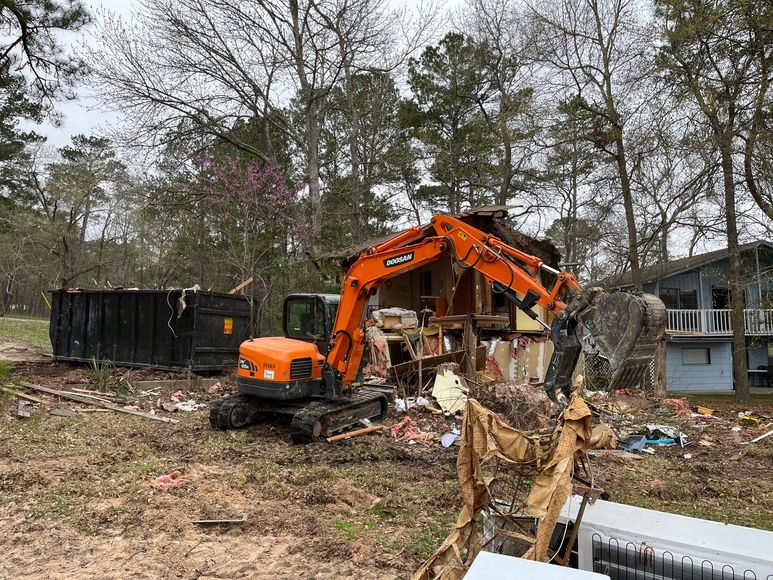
[17,381,179,424]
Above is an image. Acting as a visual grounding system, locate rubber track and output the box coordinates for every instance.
[290,391,387,443]
[209,394,262,430]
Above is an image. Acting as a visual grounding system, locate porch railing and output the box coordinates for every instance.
[666,308,773,335]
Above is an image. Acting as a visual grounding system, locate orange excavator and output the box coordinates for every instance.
[210,215,665,441]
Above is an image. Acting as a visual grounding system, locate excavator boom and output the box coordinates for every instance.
[327,215,666,398]
[213,214,666,440]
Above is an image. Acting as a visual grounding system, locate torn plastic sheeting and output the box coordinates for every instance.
[413,395,592,580]
[645,424,687,447]
[395,396,429,413]
[618,434,646,452]
[432,366,468,415]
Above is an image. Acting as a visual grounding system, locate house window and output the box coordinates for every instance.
[712,287,746,308]
[712,288,729,309]
[660,287,680,309]
[681,290,698,309]
[682,348,711,365]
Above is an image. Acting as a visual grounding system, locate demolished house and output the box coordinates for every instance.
[329,206,562,391]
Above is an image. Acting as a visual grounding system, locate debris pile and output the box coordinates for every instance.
[4,377,226,424]
[413,394,594,580]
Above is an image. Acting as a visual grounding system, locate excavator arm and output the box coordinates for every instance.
[325,215,666,399]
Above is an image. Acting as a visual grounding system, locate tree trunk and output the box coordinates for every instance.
[654,339,667,398]
[306,106,323,249]
[721,142,750,403]
[612,124,642,290]
[346,68,362,241]
[290,0,323,250]
[497,94,512,206]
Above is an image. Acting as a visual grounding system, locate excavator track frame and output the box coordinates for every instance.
[209,390,388,442]
[290,391,388,443]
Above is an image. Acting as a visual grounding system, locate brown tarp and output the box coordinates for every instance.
[413,395,592,580]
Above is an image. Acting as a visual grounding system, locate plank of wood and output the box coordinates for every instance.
[48,408,80,418]
[389,346,486,378]
[17,401,32,418]
[326,425,386,443]
[70,387,124,399]
[228,277,253,294]
[63,391,116,404]
[0,385,46,404]
[192,515,246,524]
[17,382,179,424]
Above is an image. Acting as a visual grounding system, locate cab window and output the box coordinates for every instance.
[285,296,326,340]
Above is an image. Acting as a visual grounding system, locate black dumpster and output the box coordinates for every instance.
[49,289,250,372]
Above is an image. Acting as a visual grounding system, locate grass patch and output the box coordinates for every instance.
[0,316,50,349]
[333,519,359,540]
[684,394,773,407]
[408,523,451,560]
[0,361,10,382]
[28,496,79,520]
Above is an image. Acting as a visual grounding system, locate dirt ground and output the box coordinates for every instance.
[1,346,772,579]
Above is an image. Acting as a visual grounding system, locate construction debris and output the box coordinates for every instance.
[414,394,593,580]
[431,364,468,415]
[16,401,32,418]
[394,396,430,413]
[326,425,386,443]
[148,470,185,490]
[391,416,435,444]
[372,307,418,330]
[18,381,179,424]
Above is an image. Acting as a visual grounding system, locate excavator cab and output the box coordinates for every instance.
[283,293,339,356]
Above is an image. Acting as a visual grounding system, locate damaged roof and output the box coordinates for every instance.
[327,206,561,268]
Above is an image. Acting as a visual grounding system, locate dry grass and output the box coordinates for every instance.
[0,358,771,578]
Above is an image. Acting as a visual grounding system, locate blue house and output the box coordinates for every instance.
[609,241,773,392]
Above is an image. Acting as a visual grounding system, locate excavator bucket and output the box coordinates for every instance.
[580,291,667,390]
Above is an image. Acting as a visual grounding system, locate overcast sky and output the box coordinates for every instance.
[33,0,136,149]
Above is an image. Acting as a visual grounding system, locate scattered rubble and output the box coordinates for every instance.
[148,470,186,490]
[431,364,468,415]
[390,416,435,444]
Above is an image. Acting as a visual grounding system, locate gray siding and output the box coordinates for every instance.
[658,270,702,308]
[748,342,769,370]
[666,341,733,391]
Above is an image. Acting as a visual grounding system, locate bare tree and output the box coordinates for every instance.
[633,111,718,264]
[657,0,773,402]
[529,0,654,290]
[89,0,436,251]
[459,0,541,206]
